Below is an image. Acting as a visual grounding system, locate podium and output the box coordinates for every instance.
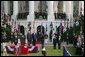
[20,45,28,54]
[20,35,25,45]
[20,38,25,45]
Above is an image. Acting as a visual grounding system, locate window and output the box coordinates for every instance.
[57,1,63,13]
[73,1,79,18]
[34,1,47,20]
[54,1,66,19]
[10,1,13,15]
[18,1,29,19]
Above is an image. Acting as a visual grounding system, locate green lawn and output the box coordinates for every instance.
[66,46,76,56]
[1,45,63,56]
[66,46,83,56]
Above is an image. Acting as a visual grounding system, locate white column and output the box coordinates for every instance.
[53,1,58,13]
[82,1,84,15]
[27,1,34,33]
[63,1,66,13]
[70,1,73,27]
[47,1,54,21]
[79,1,84,16]
[65,1,73,27]
[79,1,81,16]
[4,1,9,15]
[27,1,34,22]
[12,1,18,21]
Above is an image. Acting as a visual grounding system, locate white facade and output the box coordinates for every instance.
[1,1,84,39]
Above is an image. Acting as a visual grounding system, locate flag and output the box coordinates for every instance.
[14,21,16,32]
[61,20,64,27]
[11,19,15,32]
[32,20,35,33]
[16,21,19,31]
[18,22,20,33]
[13,21,18,32]
[63,46,71,56]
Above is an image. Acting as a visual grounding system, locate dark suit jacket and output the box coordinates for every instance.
[53,38,57,44]
[27,33,32,41]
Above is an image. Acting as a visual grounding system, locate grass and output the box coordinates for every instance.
[66,46,76,56]
[66,46,83,56]
[1,45,63,56]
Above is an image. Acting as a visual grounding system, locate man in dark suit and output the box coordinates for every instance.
[58,35,61,49]
[27,30,32,45]
[40,32,45,48]
[66,33,69,45]
[53,37,57,49]
[32,32,37,46]
[20,33,25,45]
[49,30,53,42]
[57,23,63,49]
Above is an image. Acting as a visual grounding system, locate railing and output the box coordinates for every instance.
[54,13,66,19]
[34,12,47,19]
[17,12,29,19]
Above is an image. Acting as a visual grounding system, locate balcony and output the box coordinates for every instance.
[54,13,66,19]
[35,12,47,20]
[17,12,29,20]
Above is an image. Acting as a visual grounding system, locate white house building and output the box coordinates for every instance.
[1,1,84,42]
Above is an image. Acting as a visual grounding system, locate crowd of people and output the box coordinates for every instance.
[73,33,84,55]
[2,21,84,56]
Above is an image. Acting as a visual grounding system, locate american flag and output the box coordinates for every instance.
[11,19,19,32]
[11,19,14,32]
[15,21,19,32]
[33,20,35,29]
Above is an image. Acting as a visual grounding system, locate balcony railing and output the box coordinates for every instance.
[35,12,47,19]
[17,12,29,19]
[54,13,66,19]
